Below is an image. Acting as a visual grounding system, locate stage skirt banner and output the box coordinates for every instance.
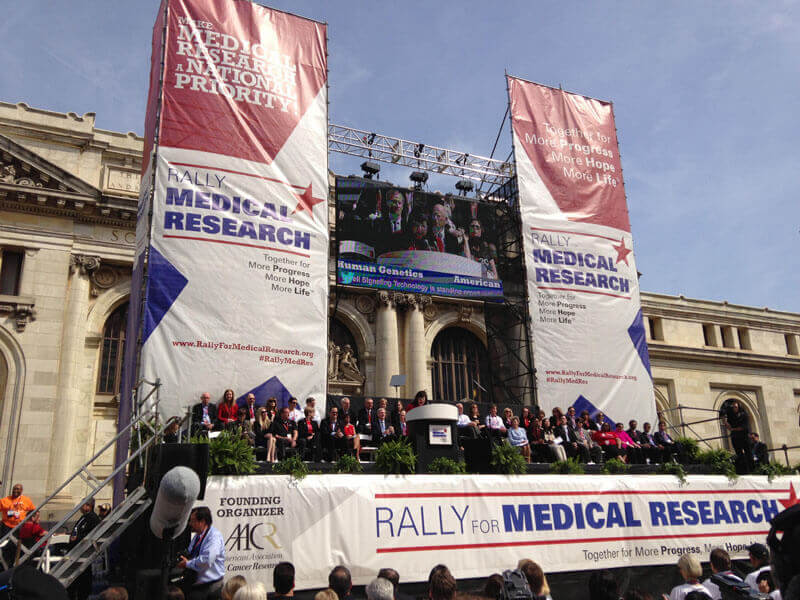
[507,75,654,426]
[203,474,799,589]
[134,0,329,417]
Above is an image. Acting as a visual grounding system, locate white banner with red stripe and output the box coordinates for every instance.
[202,474,799,589]
[507,75,654,426]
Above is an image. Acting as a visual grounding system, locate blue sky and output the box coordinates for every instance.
[2,1,798,311]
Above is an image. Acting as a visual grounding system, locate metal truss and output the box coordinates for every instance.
[328,123,514,187]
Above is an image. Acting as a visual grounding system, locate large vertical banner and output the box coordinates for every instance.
[507,76,654,425]
[134,0,329,417]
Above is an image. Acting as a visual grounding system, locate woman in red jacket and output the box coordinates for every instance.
[217,388,238,428]
[592,422,623,461]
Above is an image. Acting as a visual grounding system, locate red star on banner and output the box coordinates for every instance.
[612,238,632,265]
[780,482,799,510]
[291,184,326,220]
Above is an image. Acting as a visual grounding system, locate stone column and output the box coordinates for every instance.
[374,291,400,397]
[404,294,430,398]
[47,254,99,497]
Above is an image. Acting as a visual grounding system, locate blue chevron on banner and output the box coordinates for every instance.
[237,376,293,409]
[628,309,652,377]
[142,246,188,344]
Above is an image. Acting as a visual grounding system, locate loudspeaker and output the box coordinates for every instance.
[463,438,492,474]
[146,443,209,500]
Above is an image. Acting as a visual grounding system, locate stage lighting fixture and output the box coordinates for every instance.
[409,171,428,189]
[361,161,381,179]
[455,179,474,195]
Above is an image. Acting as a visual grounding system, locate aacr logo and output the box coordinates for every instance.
[226,522,281,551]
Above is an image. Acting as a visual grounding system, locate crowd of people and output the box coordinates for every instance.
[151,535,794,600]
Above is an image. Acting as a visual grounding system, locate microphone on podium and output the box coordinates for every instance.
[149,466,201,540]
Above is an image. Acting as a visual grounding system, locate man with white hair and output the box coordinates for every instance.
[366,577,395,600]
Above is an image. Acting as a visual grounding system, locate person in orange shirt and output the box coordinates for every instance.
[0,483,35,533]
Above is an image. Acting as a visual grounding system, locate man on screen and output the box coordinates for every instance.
[467,218,498,279]
[428,202,470,258]
[371,189,409,254]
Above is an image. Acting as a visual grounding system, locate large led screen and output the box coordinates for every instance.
[336,177,504,301]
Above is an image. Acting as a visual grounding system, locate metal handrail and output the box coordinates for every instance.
[0,379,163,563]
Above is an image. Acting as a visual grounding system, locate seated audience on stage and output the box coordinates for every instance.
[593,422,623,461]
[456,403,479,441]
[502,407,514,430]
[702,548,741,600]
[306,397,322,424]
[549,407,564,429]
[575,420,602,463]
[485,404,507,440]
[749,432,769,468]
[397,410,409,439]
[366,577,395,600]
[255,407,272,448]
[329,565,354,600]
[373,407,397,446]
[541,418,567,461]
[321,406,346,461]
[297,407,321,462]
[614,422,643,463]
[518,558,552,600]
[390,400,404,431]
[269,407,298,461]
[507,417,531,463]
[626,419,641,446]
[654,421,682,462]
[221,576,247,600]
[288,397,304,423]
[272,561,295,600]
[566,405,578,428]
[217,389,238,428]
[243,393,257,423]
[428,564,457,600]
[357,397,374,434]
[342,412,361,460]
[339,397,357,425]
[406,390,428,412]
[666,553,712,599]
[235,408,255,446]
[638,422,665,464]
[191,392,217,436]
[591,411,607,431]
[468,403,486,435]
[520,406,534,429]
[526,418,550,462]
[556,414,590,462]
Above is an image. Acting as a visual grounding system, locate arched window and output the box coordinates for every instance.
[431,328,488,403]
[330,319,358,359]
[718,397,756,450]
[97,302,128,395]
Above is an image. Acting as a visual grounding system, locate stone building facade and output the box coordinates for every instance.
[0,101,798,507]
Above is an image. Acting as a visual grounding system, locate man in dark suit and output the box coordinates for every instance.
[654,421,683,463]
[428,202,468,256]
[297,407,321,462]
[556,415,589,462]
[638,421,665,463]
[372,407,396,446]
[371,189,409,255]
[270,407,297,460]
[191,392,217,436]
[357,397,374,435]
[338,397,356,426]
[321,406,345,461]
[749,432,769,468]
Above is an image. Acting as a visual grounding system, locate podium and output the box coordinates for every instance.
[405,404,459,473]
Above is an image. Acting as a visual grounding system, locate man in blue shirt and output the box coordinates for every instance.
[178,506,225,600]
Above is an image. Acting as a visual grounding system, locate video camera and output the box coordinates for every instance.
[710,573,768,600]
[501,569,535,600]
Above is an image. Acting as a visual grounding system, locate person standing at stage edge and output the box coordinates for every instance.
[178,506,225,600]
[724,400,751,473]
[68,498,101,600]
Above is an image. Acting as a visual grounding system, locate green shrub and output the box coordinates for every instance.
[491,441,528,475]
[659,461,688,485]
[755,461,796,483]
[427,457,467,474]
[195,430,256,475]
[675,436,699,462]
[549,457,585,475]
[696,448,738,482]
[375,439,417,474]
[273,454,311,480]
[336,454,363,474]
[602,457,629,475]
